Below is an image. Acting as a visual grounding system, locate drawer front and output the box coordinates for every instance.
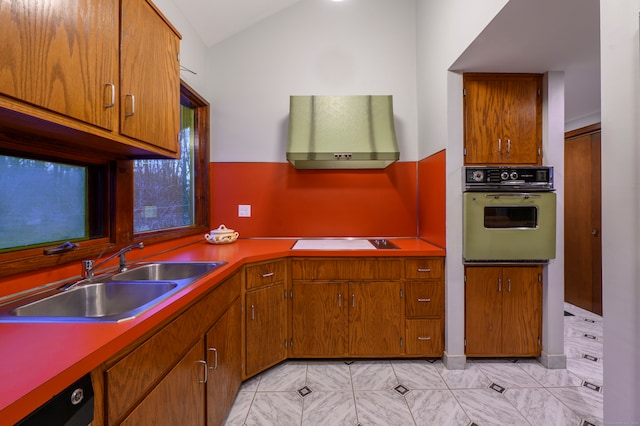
[405,319,443,356]
[405,281,444,318]
[405,258,443,279]
[291,258,402,280]
[246,259,286,289]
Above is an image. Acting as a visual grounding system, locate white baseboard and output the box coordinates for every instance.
[539,351,567,369]
[443,351,466,370]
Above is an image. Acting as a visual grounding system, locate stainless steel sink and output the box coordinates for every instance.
[112,262,225,281]
[0,261,227,322]
[11,282,178,320]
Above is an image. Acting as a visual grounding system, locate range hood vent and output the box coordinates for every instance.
[286,95,400,169]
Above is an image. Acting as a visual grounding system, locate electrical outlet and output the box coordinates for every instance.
[238,204,251,217]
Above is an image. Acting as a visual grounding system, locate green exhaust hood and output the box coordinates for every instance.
[286,95,400,169]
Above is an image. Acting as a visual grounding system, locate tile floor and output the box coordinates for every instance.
[224,303,603,426]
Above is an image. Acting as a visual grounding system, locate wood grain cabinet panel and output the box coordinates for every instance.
[405,281,444,318]
[405,319,443,356]
[245,259,286,290]
[465,265,542,357]
[464,73,542,165]
[0,0,118,130]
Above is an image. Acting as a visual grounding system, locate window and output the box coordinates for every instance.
[0,81,209,277]
[0,155,104,253]
[132,82,210,240]
[133,104,196,232]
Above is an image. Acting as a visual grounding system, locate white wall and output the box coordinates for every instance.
[601,0,640,422]
[206,0,418,163]
[153,0,211,98]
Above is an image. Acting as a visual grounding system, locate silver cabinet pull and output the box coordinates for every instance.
[125,94,135,117]
[338,293,342,308]
[251,304,255,320]
[498,138,502,152]
[417,336,432,341]
[417,268,431,273]
[262,272,274,278]
[104,83,115,108]
[197,360,208,384]
[352,293,355,308]
[507,278,511,292]
[417,298,431,302]
[498,278,502,292]
[507,139,511,153]
[208,347,218,370]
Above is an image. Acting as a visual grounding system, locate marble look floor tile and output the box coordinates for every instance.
[564,319,603,339]
[305,361,352,391]
[504,387,582,426]
[548,386,604,426]
[354,389,415,426]
[474,362,541,388]
[405,389,470,426]
[238,375,261,392]
[517,360,583,387]
[256,361,307,391]
[566,358,603,387]
[390,360,448,390]
[349,360,397,391]
[301,390,357,426]
[564,336,604,359]
[435,362,491,389]
[244,392,303,426]
[452,388,528,425]
[223,391,255,426]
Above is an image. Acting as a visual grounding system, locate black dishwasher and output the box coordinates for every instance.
[16,374,94,426]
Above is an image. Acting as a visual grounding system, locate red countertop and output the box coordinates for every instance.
[0,237,444,424]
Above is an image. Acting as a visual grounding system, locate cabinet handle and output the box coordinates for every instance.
[251,304,255,320]
[498,278,502,292]
[417,268,431,273]
[338,293,342,308]
[125,94,135,117]
[262,272,274,278]
[208,347,218,370]
[417,298,431,302]
[507,139,511,153]
[417,336,432,341]
[197,360,208,384]
[507,278,511,292]
[104,83,115,108]
[498,138,502,153]
[352,293,355,308]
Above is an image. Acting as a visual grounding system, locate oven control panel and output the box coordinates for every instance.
[463,166,553,191]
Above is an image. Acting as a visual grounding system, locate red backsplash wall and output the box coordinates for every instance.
[417,150,446,248]
[210,162,418,237]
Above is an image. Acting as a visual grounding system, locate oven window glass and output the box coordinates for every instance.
[484,206,538,228]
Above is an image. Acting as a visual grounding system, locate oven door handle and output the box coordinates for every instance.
[483,193,542,199]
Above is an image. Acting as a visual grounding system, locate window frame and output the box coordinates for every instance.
[0,80,210,278]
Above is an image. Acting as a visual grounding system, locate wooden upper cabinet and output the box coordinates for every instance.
[121,0,180,153]
[0,0,118,130]
[464,74,542,165]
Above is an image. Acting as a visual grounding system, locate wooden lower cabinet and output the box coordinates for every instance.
[121,340,206,426]
[405,319,443,355]
[245,283,287,376]
[205,300,242,426]
[92,272,241,426]
[465,265,542,357]
[291,280,403,357]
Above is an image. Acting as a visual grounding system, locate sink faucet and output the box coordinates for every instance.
[82,242,144,280]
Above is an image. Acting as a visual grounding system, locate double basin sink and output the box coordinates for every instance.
[0,262,226,323]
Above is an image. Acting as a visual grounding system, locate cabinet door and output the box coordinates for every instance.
[121,0,180,153]
[502,267,542,356]
[0,0,118,129]
[464,267,503,356]
[349,281,403,356]
[405,319,443,356]
[464,78,505,164]
[245,283,287,376]
[121,339,205,426]
[500,78,541,164]
[291,281,348,356]
[205,300,242,426]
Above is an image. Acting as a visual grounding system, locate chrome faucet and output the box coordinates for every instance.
[81,242,144,280]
